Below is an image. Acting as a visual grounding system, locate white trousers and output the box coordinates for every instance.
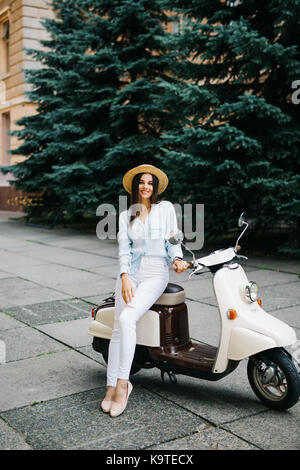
[106,256,169,386]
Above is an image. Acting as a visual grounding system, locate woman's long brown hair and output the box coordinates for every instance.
[129,173,161,224]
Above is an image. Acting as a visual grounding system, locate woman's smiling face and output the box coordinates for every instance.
[138,173,153,201]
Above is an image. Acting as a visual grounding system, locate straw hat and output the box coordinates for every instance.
[122,164,168,195]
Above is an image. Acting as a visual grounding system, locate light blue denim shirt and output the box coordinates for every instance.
[117,200,183,277]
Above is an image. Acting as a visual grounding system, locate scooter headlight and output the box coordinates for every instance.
[245,281,258,302]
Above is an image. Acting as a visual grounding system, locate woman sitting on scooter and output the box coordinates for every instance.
[101,164,189,417]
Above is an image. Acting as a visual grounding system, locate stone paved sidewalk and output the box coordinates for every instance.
[0,214,299,450]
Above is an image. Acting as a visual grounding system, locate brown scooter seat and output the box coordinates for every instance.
[154,283,185,306]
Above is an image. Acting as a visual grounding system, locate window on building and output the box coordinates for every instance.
[172,20,180,34]
[171,15,186,35]
[1,19,10,75]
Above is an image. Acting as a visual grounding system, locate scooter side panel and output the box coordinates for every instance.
[95,307,114,329]
[88,307,161,347]
[88,320,112,340]
[136,310,160,347]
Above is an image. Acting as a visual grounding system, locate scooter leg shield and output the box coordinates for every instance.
[228,327,277,361]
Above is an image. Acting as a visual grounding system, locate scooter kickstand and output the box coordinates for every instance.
[168,371,177,384]
[160,370,177,384]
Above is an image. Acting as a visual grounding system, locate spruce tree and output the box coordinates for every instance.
[160,0,300,253]
[99,0,179,177]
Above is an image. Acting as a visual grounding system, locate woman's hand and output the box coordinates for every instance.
[121,273,135,304]
[172,259,189,274]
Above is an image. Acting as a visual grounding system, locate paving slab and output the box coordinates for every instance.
[247,257,300,275]
[0,242,33,253]
[0,417,32,450]
[241,269,300,286]
[1,263,93,285]
[82,293,117,306]
[26,247,115,270]
[271,305,300,330]
[4,298,93,326]
[5,264,112,292]
[45,236,103,249]
[0,325,69,362]
[0,221,72,241]
[0,235,30,249]
[0,270,15,280]
[0,277,40,295]
[0,312,26,331]
[132,362,267,426]
[148,424,258,450]
[2,245,113,272]
[81,278,118,307]
[180,277,215,301]
[0,387,206,450]
[37,318,92,349]
[2,239,92,253]
[5,243,117,267]
[45,233,117,246]
[0,250,32,264]
[52,241,118,252]
[82,246,118,258]
[77,345,106,366]
[0,350,106,412]
[0,286,69,310]
[50,278,116,298]
[248,281,300,311]
[87,264,122,280]
[222,402,300,450]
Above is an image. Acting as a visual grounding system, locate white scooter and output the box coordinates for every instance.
[88,213,300,410]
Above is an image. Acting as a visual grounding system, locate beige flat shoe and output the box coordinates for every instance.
[110,382,133,418]
[100,399,112,413]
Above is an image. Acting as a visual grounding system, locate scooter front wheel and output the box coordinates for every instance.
[247,348,300,410]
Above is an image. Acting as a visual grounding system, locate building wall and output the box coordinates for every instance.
[0,0,54,209]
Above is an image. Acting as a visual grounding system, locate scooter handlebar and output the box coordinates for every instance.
[174,260,194,271]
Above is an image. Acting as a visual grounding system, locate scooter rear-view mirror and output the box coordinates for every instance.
[167,230,184,245]
[238,212,247,228]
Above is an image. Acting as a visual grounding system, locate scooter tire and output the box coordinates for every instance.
[247,348,300,410]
